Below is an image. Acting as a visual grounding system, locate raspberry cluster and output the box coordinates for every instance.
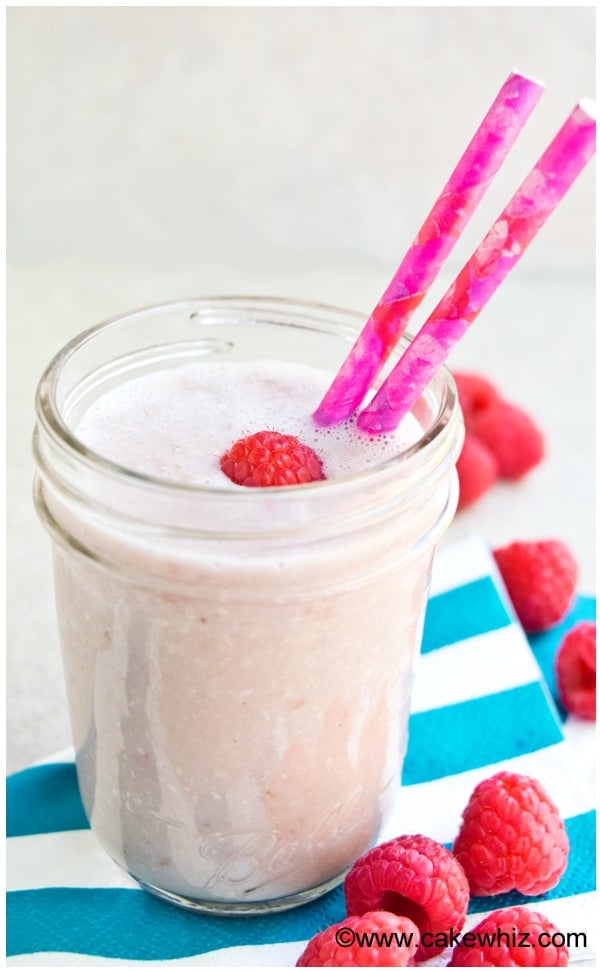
[296,771,570,967]
[489,537,594,713]
[344,834,469,962]
[453,371,544,510]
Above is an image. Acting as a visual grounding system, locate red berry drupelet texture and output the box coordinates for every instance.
[556,621,596,720]
[451,372,545,510]
[493,540,578,633]
[344,834,469,961]
[453,771,569,897]
[448,907,570,966]
[295,911,419,967]
[468,401,545,479]
[456,433,499,509]
[453,372,501,419]
[220,430,325,487]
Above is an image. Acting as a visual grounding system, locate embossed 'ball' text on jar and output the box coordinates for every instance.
[33,297,463,914]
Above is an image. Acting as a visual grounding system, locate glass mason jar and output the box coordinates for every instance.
[33,297,463,915]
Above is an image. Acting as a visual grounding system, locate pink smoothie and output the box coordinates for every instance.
[44,355,453,909]
[74,359,423,486]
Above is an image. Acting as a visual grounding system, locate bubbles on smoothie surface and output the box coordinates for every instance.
[74,360,423,487]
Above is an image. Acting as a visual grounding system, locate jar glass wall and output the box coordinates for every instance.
[33,297,463,913]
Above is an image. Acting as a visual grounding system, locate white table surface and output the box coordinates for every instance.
[6,258,595,775]
[8,5,595,773]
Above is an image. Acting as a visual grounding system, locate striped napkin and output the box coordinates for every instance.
[6,535,596,966]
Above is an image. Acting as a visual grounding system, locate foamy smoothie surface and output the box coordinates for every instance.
[75,359,423,487]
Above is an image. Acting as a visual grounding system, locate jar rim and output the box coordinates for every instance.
[35,295,460,503]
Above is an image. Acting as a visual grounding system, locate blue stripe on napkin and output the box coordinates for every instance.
[7,763,88,838]
[6,538,596,964]
[7,886,347,961]
[7,810,595,961]
[8,681,564,838]
[402,682,563,785]
[421,576,512,653]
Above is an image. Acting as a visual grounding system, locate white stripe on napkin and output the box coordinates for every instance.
[8,743,592,895]
[420,893,597,967]
[430,534,496,595]
[7,831,139,893]
[378,742,595,846]
[5,941,306,967]
[6,893,596,968]
[410,625,542,713]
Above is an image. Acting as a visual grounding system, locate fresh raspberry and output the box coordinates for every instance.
[295,911,419,967]
[453,372,500,419]
[468,400,544,479]
[493,539,578,633]
[344,834,469,961]
[448,907,570,966]
[220,430,325,487]
[556,621,596,720]
[456,433,499,509]
[453,771,569,896]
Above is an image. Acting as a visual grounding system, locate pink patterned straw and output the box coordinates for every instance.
[313,71,544,427]
[357,101,596,434]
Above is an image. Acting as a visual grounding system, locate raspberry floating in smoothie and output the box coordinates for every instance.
[220,430,325,487]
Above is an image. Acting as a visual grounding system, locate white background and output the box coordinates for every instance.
[7,6,595,772]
